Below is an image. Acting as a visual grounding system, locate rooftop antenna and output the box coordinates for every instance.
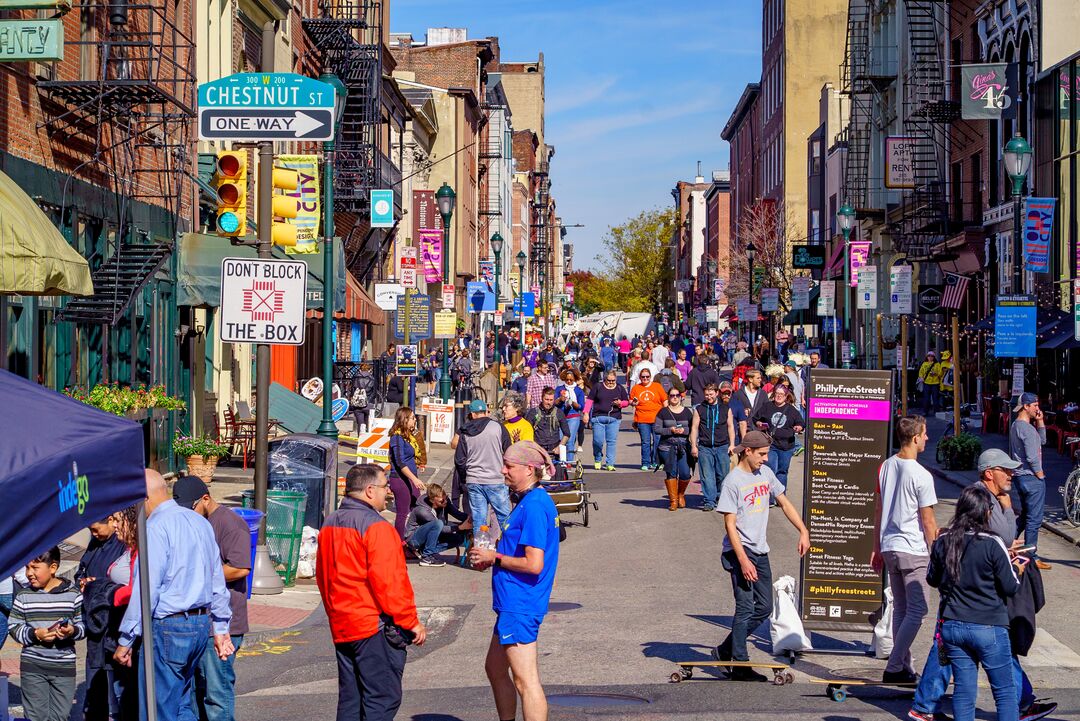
[694,160,704,184]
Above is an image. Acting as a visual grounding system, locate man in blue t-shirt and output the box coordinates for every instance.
[469,441,560,721]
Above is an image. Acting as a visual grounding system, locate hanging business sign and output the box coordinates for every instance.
[856,266,878,309]
[0,19,63,62]
[792,244,827,270]
[1022,197,1056,274]
[219,258,307,345]
[392,293,432,341]
[676,279,692,292]
[885,136,916,189]
[849,241,872,287]
[370,189,394,227]
[918,285,945,314]
[760,288,780,312]
[995,294,1037,358]
[960,63,1018,120]
[374,282,405,311]
[713,277,726,299]
[565,283,575,304]
[418,229,443,283]
[792,276,811,310]
[800,368,893,629]
[890,265,913,314]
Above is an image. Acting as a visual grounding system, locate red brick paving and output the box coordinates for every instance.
[246,603,313,630]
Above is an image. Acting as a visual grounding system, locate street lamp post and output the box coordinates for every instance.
[836,202,856,368]
[436,182,456,402]
[491,232,504,403]
[1003,132,1032,294]
[746,241,756,345]
[317,71,347,439]
[516,250,527,349]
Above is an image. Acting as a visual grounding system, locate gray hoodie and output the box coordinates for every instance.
[454,416,512,486]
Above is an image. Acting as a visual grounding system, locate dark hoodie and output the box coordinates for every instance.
[524,405,570,453]
[453,415,512,489]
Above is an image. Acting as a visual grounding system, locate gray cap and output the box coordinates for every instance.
[976,448,1021,473]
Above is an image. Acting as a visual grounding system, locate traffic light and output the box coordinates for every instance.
[213,151,247,238]
[270,165,299,247]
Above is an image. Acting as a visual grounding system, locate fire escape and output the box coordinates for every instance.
[478,96,505,225]
[894,0,958,260]
[530,161,552,291]
[40,0,195,325]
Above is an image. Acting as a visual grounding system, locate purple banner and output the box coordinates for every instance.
[418,229,442,283]
[849,241,872,287]
[808,398,891,422]
[1022,197,1055,274]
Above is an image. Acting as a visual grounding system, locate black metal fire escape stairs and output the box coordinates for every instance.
[896,0,958,260]
[56,243,173,325]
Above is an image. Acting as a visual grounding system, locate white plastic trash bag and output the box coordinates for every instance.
[872,587,894,659]
[770,575,813,653]
[297,525,320,578]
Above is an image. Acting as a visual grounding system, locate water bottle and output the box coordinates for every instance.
[474,524,495,550]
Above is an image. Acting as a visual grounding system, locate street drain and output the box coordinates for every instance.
[548,602,582,612]
[547,693,650,707]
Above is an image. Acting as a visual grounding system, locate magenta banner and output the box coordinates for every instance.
[418,229,442,283]
[809,398,891,422]
[849,241,872,287]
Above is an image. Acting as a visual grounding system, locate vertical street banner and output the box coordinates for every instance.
[760,288,779,312]
[1022,198,1056,273]
[277,155,321,255]
[418,229,443,283]
[890,265,913,314]
[995,294,1037,358]
[849,241,872,287]
[960,63,1018,120]
[792,276,811,310]
[479,258,495,284]
[800,368,893,629]
[856,266,878,309]
[565,283,575,304]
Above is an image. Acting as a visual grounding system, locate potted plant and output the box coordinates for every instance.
[173,433,231,482]
[937,432,982,471]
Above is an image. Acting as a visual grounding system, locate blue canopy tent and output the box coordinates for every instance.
[0,369,160,720]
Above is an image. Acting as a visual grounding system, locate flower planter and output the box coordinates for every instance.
[185,455,219,482]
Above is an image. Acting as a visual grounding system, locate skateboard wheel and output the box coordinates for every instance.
[827,685,847,702]
[772,673,785,686]
[670,672,683,684]
[783,672,795,685]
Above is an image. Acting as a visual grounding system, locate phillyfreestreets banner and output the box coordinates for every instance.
[1022,198,1056,273]
[277,155,320,255]
[800,369,893,629]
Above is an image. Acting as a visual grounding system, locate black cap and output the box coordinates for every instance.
[173,476,210,509]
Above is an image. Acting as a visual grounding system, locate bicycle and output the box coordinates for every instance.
[1059,437,1080,525]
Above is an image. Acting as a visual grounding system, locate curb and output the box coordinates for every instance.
[930,467,1080,550]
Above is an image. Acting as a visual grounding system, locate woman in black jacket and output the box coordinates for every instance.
[927,485,1022,721]
[653,389,693,510]
[751,385,804,489]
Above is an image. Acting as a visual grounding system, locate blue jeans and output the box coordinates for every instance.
[660,444,692,481]
[940,621,1017,721]
[922,384,940,415]
[0,591,11,652]
[637,421,658,466]
[696,445,730,509]
[767,446,796,489]
[1013,473,1045,555]
[408,519,448,556]
[467,483,511,530]
[188,635,244,721]
[152,613,210,721]
[591,415,620,466]
[915,643,1035,714]
[718,550,772,662]
[565,416,581,462]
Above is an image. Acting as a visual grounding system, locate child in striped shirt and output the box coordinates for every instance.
[7,546,86,721]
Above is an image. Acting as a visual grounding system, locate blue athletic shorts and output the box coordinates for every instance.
[493,612,544,645]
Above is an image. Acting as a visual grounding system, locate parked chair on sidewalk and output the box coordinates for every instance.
[221,406,255,469]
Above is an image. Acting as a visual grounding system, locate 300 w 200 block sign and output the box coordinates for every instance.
[220,258,307,345]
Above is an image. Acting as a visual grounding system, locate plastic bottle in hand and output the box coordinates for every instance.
[474,525,495,550]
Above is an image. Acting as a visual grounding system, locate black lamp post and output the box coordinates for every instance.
[436,182,456,402]
[490,232,504,402]
[746,241,756,344]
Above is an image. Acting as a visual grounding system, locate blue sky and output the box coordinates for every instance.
[392,0,762,270]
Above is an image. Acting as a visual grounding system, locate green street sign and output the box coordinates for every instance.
[0,19,64,62]
[0,0,70,9]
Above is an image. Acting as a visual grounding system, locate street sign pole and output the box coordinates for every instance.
[252,23,283,595]
[316,110,337,440]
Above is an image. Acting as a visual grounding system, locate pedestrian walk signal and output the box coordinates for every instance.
[270,165,299,247]
[213,151,247,238]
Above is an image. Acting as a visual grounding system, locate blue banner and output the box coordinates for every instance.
[512,292,536,318]
[466,281,496,313]
[995,294,1037,358]
[1022,197,1056,273]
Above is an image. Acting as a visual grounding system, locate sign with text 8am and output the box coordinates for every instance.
[198,73,336,141]
[219,258,307,344]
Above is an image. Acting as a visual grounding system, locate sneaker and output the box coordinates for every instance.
[701,504,716,512]
[418,556,446,567]
[907,711,952,721]
[605,465,617,472]
[883,669,918,684]
[728,666,768,682]
[641,464,651,471]
[1020,701,1058,721]
[793,446,804,457]
[594,461,602,470]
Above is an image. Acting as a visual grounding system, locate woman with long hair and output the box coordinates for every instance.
[388,407,426,540]
[556,369,585,462]
[927,485,1022,721]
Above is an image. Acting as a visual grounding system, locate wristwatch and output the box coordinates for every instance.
[494,554,503,568]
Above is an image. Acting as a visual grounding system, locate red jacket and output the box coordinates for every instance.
[316,497,419,643]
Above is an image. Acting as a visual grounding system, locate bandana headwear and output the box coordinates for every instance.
[503,440,555,477]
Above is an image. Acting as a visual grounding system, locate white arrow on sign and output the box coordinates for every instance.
[198,108,333,141]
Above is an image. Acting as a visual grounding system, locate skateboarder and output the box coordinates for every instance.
[712,430,810,680]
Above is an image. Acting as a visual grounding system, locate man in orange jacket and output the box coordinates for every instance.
[317,464,427,721]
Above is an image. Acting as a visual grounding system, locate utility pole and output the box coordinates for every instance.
[252,22,283,595]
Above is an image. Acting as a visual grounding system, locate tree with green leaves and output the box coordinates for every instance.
[594,208,677,313]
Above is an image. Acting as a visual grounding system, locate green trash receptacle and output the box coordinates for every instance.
[241,489,307,586]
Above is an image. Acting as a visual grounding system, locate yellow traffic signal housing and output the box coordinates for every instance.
[271,165,299,247]
[213,151,247,237]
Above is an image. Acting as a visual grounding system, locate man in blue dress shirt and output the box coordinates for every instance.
[114,470,233,719]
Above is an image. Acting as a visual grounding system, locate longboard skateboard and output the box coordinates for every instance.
[670,661,795,686]
[808,678,917,702]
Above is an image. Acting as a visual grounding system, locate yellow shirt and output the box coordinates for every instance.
[919,361,944,386]
[504,418,535,444]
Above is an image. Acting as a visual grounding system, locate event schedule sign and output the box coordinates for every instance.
[800,369,893,629]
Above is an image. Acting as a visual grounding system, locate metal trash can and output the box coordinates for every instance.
[231,508,263,598]
[242,490,306,586]
[268,433,338,528]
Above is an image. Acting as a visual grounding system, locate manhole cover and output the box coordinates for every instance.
[547,693,650,708]
[548,602,582,612]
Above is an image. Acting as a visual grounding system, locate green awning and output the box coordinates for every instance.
[0,170,93,296]
[177,232,344,310]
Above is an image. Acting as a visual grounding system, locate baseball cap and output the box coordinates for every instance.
[719,380,733,390]
[977,448,1021,473]
[1012,392,1038,413]
[468,399,488,413]
[173,475,210,509]
[733,430,772,455]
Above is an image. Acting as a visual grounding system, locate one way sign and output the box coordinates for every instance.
[199,109,333,141]
[197,72,337,142]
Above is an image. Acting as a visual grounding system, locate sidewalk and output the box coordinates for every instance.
[922,413,1080,548]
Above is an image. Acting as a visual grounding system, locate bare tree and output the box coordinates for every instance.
[718,199,801,313]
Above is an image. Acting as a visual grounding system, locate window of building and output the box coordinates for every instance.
[811,210,820,242]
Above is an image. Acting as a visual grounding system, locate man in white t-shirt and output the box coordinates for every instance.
[871,414,938,685]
